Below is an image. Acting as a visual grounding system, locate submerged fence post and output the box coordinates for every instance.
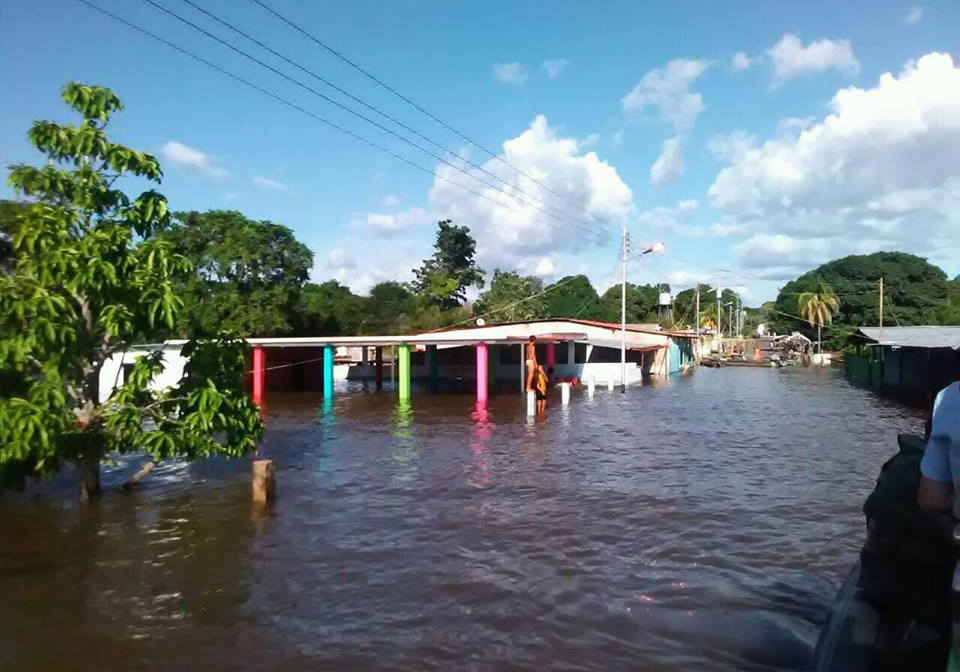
[587,377,595,397]
[560,382,571,405]
[607,378,615,392]
[252,459,276,504]
[398,344,411,400]
[526,389,536,416]
[323,344,334,398]
[252,345,265,405]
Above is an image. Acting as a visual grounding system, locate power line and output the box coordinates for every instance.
[175,0,609,237]
[141,0,606,244]
[249,0,617,230]
[76,0,608,247]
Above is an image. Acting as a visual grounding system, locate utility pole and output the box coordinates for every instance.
[879,276,884,339]
[620,224,627,392]
[716,283,722,349]
[695,284,701,364]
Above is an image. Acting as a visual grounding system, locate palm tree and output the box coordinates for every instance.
[798,282,841,353]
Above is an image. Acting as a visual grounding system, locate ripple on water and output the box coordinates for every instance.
[0,368,925,671]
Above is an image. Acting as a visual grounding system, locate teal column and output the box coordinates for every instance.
[398,344,411,400]
[323,344,334,397]
[428,344,438,393]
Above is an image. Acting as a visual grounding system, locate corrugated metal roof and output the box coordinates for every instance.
[858,326,960,350]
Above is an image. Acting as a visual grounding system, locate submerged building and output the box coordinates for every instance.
[847,326,960,404]
[99,319,703,404]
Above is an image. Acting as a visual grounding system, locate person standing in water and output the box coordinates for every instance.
[535,364,549,413]
[525,336,538,392]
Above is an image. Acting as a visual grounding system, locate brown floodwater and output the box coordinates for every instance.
[0,367,926,672]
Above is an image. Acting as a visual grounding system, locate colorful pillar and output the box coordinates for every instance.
[323,344,334,398]
[428,344,438,393]
[252,345,265,405]
[476,342,488,404]
[398,344,411,400]
[546,343,556,370]
[375,347,383,391]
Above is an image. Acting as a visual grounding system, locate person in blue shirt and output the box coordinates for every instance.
[918,381,960,515]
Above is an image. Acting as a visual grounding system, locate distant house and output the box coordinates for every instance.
[848,326,960,404]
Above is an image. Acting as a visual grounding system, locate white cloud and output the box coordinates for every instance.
[161,141,229,179]
[637,198,705,237]
[534,257,556,276]
[731,52,753,73]
[650,137,684,187]
[707,130,756,161]
[543,58,571,79]
[354,207,429,236]
[904,6,924,24]
[327,248,356,270]
[494,62,528,85]
[253,175,288,191]
[360,115,633,278]
[579,133,600,149]
[767,34,860,84]
[381,194,400,208]
[708,52,960,273]
[621,59,710,132]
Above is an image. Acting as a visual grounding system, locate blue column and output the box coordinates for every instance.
[323,345,334,397]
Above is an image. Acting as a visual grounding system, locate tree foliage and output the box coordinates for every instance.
[770,252,956,348]
[0,83,262,497]
[545,274,601,319]
[412,219,484,308]
[474,270,548,322]
[596,283,661,324]
[798,281,840,352]
[161,210,312,337]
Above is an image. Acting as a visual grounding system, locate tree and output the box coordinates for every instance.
[545,274,600,319]
[295,280,364,336]
[365,281,419,333]
[161,210,312,337]
[596,283,659,323]
[798,281,840,353]
[0,83,262,499]
[770,252,953,348]
[412,219,484,309]
[0,200,27,273]
[474,270,548,323]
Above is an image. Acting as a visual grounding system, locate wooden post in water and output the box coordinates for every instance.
[252,459,276,504]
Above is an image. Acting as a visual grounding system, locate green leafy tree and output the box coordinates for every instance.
[545,274,600,319]
[412,219,485,308]
[295,280,364,335]
[596,283,660,323]
[798,281,841,353]
[0,200,27,273]
[364,281,419,333]
[0,83,262,499]
[770,252,953,347]
[161,210,312,337]
[473,270,548,323]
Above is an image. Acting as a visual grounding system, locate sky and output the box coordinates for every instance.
[1,0,958,305]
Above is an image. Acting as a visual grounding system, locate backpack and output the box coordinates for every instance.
[858,436,957,669]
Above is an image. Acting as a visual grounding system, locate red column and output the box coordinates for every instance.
[375,346,383,391]
[546,343,556,369]
[252,345,265,405]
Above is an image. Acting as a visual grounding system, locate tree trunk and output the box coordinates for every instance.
[78,451,101,502]
[122,461,156,492]
[817,324,822,354]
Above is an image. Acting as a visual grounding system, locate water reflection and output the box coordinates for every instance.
[467,402,493,488]
[0,369,929,672]
[390,399,418,483]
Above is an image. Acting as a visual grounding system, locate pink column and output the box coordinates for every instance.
[476,342,488,404]
[252,345,265,405]
[546,343,556,369]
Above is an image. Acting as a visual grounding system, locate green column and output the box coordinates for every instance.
[398,344,411,400]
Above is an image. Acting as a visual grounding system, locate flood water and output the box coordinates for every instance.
[0,368,927,671]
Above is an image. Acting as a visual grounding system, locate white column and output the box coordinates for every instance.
[527,389,536,416]
[560,382,571,405]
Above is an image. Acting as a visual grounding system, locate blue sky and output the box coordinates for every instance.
[2,0,958,304]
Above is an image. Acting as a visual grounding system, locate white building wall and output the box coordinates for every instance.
[98,347,188,404]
